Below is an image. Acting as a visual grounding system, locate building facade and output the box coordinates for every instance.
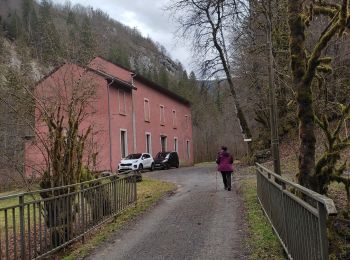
[25,57,193,175]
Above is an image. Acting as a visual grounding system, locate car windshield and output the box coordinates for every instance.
[125,153,142,159]
[155,152,169,159]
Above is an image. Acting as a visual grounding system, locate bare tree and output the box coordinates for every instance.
[26,64,99,185]
[22,63,102,246]
[169,0,254,155]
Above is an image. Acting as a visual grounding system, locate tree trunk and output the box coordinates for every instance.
[297,86,315,188]
[202,4,253,156]
[210,27,253,156]
[288,0,315,188]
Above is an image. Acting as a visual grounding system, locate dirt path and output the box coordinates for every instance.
[86,165,249,260]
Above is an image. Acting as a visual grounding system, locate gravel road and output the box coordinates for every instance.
[86,165,249,260]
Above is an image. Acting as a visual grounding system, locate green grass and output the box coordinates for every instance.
[241,178,286,260]
[0,192,39,230]
[61,177,176,260]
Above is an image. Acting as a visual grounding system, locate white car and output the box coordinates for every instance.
[118,153,155,173]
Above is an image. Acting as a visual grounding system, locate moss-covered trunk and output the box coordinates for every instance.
[288,0,315,188]
[288,0,349,189]
[297,86,316,188]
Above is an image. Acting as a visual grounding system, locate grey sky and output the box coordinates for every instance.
[51,0,193,72]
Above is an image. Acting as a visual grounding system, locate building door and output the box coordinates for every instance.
[186,140,190,159]
[121,130,127,158]
[174,137,178,153]
[146,133,151,154]
[161,135,167,152]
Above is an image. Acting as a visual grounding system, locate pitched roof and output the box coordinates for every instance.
[34,63,135,91]
[85,66,135,90]
[35,58,191,107]
[93,56,191,106]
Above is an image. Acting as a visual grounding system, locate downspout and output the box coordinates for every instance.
[107,79,115,172]
[131,73,137,153]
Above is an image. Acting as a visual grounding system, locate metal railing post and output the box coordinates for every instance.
[80,184,85,244]
[281,182,288,249]
[19,195,25,260]
[318,202,329,260]
[114,179,117,221]
[134,174,137,205]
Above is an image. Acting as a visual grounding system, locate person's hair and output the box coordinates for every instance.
[221,146,227,151]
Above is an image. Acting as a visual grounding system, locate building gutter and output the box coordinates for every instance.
[107,79,115,172]
[131,73,137,153]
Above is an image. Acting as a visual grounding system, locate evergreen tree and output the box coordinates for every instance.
[108,46,130,68]
[29,9,40,58]
[186,71,198,101]
[37,0,62,64]
[79,16,96,64]
[174,70,189,97]
[21,0,35,43]
[159,67,169,88]
[5,12,22,40]
[152,67,159,82]
[143,66,153,80]
[67,10,76,26]
[66,10,79,61]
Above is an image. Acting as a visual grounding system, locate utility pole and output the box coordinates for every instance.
[266,1,281,175]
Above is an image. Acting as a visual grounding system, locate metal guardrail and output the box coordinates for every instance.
[256,163,337,260]
[0,172,137,259]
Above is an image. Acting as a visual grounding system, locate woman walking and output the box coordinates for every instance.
[216,146,234,191]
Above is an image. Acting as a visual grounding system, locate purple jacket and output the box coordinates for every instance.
[216,151,233,172]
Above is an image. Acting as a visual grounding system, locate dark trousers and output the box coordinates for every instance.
[221,171,232,189]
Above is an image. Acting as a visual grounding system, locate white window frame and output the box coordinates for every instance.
[172,109,177,129]
[145,132,152,155]
[174,137,178,153]
[144,98,150,122]
[160,105,165,125]
[118,89,126,115]
[120,129,128,159]
[186,140,191,159]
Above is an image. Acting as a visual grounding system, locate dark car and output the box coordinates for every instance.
[154,151,179,169]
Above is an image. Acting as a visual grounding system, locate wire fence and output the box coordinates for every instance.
[0,173,137,259]
[256,163,337,260]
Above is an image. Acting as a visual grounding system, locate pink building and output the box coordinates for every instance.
[25,57,193,174]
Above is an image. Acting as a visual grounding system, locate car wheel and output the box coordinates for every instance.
[164,163,169,170]
[150,163,155,171]
[176,162,179,168]
[138,164,143,171]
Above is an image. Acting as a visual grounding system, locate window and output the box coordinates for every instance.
[146,133,152,154]
[161,135,167,152]
[174,137,178,153]
[160,105,165,125]
[120,130,128,158]
[185,115,189,129]
[144,99,150,122]
[186,140,190,159]
[172,110,177,128]
[143,154,151,158]
[118,89,126,115]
